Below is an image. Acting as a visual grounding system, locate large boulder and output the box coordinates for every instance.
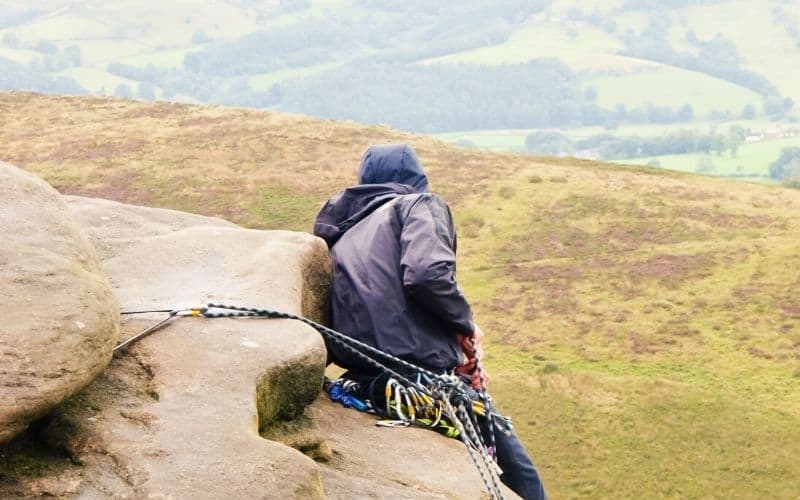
[1,194,514,499]
[0,163,119,444]
[28,196,331,498]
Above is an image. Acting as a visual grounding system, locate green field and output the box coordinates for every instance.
[683,0,800,108]
[0,45,39,64]
[248,62,342,91]
[621,136,800,178]
[428,22,639,72]
[440,119,796,146]
[54,67,139,94]
[584,66,762,118]
[439,123,800,182]
[118,48,193,69]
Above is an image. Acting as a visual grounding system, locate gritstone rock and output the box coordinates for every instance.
[1,193,517,499]
[0,162,119,444]
[33,196,331,498]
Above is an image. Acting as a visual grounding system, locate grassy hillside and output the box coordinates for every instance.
[2,93,799,498]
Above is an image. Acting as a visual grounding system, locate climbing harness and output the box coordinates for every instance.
[118,303,510,499]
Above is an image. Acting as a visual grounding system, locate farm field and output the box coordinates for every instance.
[439,120,800,182]
[621,136,800,179]
[583,66,762,118]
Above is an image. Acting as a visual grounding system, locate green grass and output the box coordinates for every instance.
[247,185,321,232]
[118,48,193,69]
[681,0,800,108]
[55,67,140,94]
[248,62,344,91]
[455,159,800,498]
[438,119,789,149]
[66,39,151,66]
[0,45,40,64]
[427,22,644,72]
[438,121,800,181]
[11,13,115,41]
[564,120,793,140]
[584,66,762,117]
[620,136,800,177]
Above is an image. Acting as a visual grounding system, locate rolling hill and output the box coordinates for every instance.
[1,92,798,498]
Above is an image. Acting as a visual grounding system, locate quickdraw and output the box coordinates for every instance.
[118,303,510,499]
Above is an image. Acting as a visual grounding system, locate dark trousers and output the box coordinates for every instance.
[483,418,547,500]
[464,382,546,500]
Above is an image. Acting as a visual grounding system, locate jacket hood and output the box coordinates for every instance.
[314,144,430,247]
[358,144,429,192]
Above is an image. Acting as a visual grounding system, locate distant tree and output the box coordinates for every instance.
[695,134,710,153]
[741,103,756,119]
[614,103,628,120]
[586,9,608,31]
[603,120,618,131]
[727,125,746,156]
[567,27,578,40]
[677,103,693,121]
[35,40,58,54]
[192,31,211,44]
[62,45,82,67]
[525,130,572,155]
[710,133,726,155]
[115,83,133,98]
[696,155,716,174]
[2,33,20,48]
[769,147,800,180]
[567,7,583,20]
[136,82,156,100]
[764,96,793,116]
[0,56,87,94]
[708,109,732,121]
[454,139,477,149]
[647,159,661,167]
[278,0,312,12]
[584,85,597,102]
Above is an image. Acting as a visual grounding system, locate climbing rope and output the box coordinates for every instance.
[118,303,508,499]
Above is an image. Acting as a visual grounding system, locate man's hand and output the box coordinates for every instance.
[455,324,489,390]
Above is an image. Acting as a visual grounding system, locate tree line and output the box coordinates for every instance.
[770,147,800,181]
[0,56,86,95]
[526,126,748,160]
[181,0,550,78]
[272,60,702,132]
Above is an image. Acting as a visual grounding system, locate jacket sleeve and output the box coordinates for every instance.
[399,194,474,334]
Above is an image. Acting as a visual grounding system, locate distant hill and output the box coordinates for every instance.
[2,92,799,498]
[2,0,800,181]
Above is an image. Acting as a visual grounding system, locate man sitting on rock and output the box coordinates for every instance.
[313,144,546,500]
